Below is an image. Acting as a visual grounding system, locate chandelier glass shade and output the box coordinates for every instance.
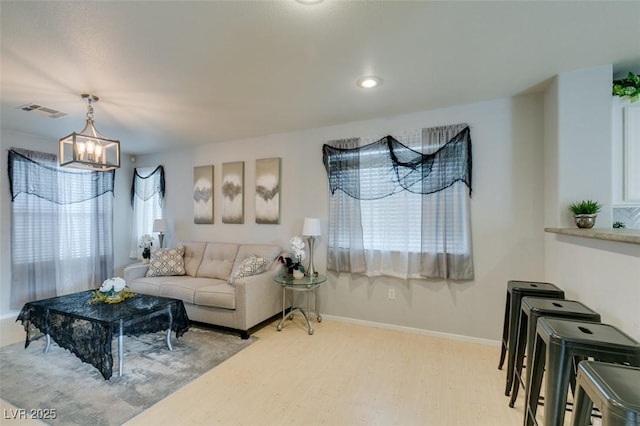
[59,94,120,171]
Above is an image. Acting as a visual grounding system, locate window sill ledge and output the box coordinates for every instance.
[544,227,640,245]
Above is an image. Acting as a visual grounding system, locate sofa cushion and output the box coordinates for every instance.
[146,246,186,277]
[228,255,270,286]
[194,283,236,309]
[196,243,239,280]
[158,277,224,304]
[180,241,207,277]
[232,244,280,272]
[128,275,197,296]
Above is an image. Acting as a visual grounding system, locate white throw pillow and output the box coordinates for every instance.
[146,246,186,277]
[227,255,269,286]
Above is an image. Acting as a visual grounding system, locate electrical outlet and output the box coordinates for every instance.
[388,288,395,300]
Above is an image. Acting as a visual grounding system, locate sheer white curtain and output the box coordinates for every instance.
[326,138,366,273]
[9,148,114,309]
[129,166,164,259]
[420,125,474,279]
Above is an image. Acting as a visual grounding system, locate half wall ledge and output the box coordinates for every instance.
[544,228,640,245]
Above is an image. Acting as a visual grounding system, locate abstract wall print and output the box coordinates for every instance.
[193,165,214,224]
[255,157,281,224]
[222,161,244,224]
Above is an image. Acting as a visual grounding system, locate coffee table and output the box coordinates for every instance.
[16,290,189,380]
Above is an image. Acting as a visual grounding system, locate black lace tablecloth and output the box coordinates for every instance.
[16,290,189,379]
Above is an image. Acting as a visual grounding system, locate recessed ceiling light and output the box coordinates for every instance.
[296,0,324,4]
[357,76,383,89]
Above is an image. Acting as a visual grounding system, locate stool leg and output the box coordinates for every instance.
[525,335,545,426]
[570,381,592,426]
[499,292,510,370]
[543,344,573,426]
[505,302,523,396]
[505,294,521,384]
[509,311,528,406]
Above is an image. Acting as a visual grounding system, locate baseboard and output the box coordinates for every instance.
[321,314,500,347]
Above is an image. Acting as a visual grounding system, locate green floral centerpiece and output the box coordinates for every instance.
[90,277,135,304]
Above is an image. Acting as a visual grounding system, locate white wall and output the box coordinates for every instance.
[0,128,133,315]
[133,94,546,342]
[544,65,640,342]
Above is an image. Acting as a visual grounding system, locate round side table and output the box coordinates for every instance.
[274,274,327,335]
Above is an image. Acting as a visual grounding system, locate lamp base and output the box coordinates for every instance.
[306,236,317,277]
[158,233,165,249]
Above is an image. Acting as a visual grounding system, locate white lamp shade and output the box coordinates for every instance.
[153,219,168,233]
[302,218,321,237]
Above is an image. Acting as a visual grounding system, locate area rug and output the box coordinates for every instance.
[0,327,256,426]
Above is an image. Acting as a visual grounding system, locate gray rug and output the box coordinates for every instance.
[0,327,255,426]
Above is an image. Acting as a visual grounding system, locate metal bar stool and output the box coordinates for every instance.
[525,318,640,426]
[499,281,564,396]
[508,297,601,407]
[571,361,640,426]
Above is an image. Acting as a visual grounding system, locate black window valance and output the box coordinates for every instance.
[8,148,115,204]
[322,126,472,200]
[130,166,165,207]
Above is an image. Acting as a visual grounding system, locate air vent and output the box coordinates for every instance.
[17,103,68,119]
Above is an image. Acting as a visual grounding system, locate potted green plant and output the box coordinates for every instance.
[568,200,602,229]
[612,72,639,103]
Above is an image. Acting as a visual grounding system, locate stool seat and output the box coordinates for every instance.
[508,297,600,407]
[571,361,640,426]
[500,280,564,397]
[525,318,640,426]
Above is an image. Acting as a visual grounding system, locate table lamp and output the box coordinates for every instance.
[302,218,321,277]
[153,219,168,248]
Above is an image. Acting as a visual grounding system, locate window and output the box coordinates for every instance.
[324,125,473,280]
[9,148,114,308]
[129,166,164,258]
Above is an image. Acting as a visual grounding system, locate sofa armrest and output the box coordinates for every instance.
[124,263,149,284]
[233,262,290,329]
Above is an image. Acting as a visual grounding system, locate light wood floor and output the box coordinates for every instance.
[1,315,567,425]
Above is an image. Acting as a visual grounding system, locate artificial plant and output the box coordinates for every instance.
[612,72,640,103]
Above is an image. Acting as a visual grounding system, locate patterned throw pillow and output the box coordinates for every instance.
[146,246,186,277]
[227,255,269,286]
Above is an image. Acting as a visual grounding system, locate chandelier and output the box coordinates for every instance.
[59,94,120,171]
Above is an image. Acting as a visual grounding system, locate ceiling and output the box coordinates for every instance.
[2,1,639,155]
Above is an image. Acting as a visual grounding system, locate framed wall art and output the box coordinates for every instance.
[255,157,281,224]
[193,165,214,224]
[221,161,244,224]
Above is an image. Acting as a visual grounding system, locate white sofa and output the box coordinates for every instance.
[124,241,290,338]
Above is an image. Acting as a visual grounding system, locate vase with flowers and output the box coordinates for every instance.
[278,236,306,279]
[139,234,153,263]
